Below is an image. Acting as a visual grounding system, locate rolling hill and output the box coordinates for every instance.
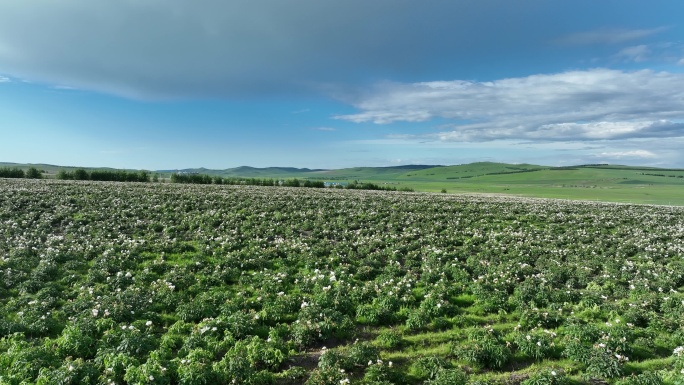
[2,161,683,205]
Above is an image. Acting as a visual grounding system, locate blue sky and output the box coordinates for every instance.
[2,0,684,170]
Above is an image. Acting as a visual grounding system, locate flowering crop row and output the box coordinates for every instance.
[0,179,683,384]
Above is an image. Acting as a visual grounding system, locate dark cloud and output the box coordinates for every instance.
[3,1,677,100]
[0,0,516,99]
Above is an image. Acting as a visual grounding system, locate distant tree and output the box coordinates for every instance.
[56,170,73,180]
[0,167,24,178]
[73,169,90,180]
[283,178,301,187]
[0,167,25,178]
[138,170,150,182]
[26,167,43,179]
[303,180,325,188]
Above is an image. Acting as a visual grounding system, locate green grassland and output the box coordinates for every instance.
[311,163,684,206]
[3,161,684,205]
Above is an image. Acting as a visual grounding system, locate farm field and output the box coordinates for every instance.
[1,179,684,384]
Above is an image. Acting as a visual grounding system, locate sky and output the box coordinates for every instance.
[2,0,684,170]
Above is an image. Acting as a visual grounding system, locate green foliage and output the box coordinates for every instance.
[95,352,140,385]
[584,346,625,379]
[0,167,25,178]
[0,333,58,384]
[425,368,468,385]
[318,349,348,370]
[305,367,349,385]
[55,323,97,359]
[521,369,569,385]
[453,327,512,369]
[175,348,219,385]
[57,168,151,182]
[409,356,451,380]
[375,329,404,349]
[514,328,556,361]
[615,372,664,385]
[347,342,380,368]
[671,346,684,385]
[1,178,684,384]
[362,362,400,385]
[35,358,99,385]
[25,167,43,179]
[124,353,174,385]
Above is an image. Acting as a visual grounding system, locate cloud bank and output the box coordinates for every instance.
[335,69,684,142]
[0,0,535,99]
[1,1,676,100]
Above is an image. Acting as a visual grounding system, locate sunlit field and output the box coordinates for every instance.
[1,179,683,384]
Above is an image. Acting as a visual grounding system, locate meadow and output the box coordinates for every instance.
[4,161,684,206]
[1,179,684,384]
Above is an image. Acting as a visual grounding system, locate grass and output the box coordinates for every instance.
[4,161,684,205]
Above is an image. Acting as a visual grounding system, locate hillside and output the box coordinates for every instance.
[2,161,684,205]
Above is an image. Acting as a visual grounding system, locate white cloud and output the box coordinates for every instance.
[0,75,9,82]
[557,27,668,45]
[335,69,684,142]
[595,150,657,159]
[615,45,650,62]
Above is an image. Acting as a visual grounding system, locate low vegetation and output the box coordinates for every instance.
[1,179,683,384]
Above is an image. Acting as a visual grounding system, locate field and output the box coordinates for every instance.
[1,179,684,384]
[308,164,684,206]
[5,161,684,206]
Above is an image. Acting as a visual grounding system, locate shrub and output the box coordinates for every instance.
[405,309,430,332]
[562,338,591,364]
[426,368,468,385]
[514,328,556,361]
[55,323,97,359]
[175,348,219,385]
[409,356,451,380]
[305,367,348,385]
[375,329,404,349]
[317,349,349,370]
[584,346,625,379]
[363,362,400,385]
[124,355,175,385]
[0,333,58,384]
[96,352,140,385]
[453,327,512,370]
[36,358,99,385]
[26,167,43,179]
[347,342,380,368]
[615,372,664,385]
[521,369,569,385]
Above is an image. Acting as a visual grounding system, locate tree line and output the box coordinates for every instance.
[170,173,326,187]
[56,169,152,182]
[0,167,43,179]
[170,173,413,191]
[3,167,414,192]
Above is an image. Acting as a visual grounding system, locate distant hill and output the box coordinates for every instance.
[3,161,684,205]
[157,166,328,178]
